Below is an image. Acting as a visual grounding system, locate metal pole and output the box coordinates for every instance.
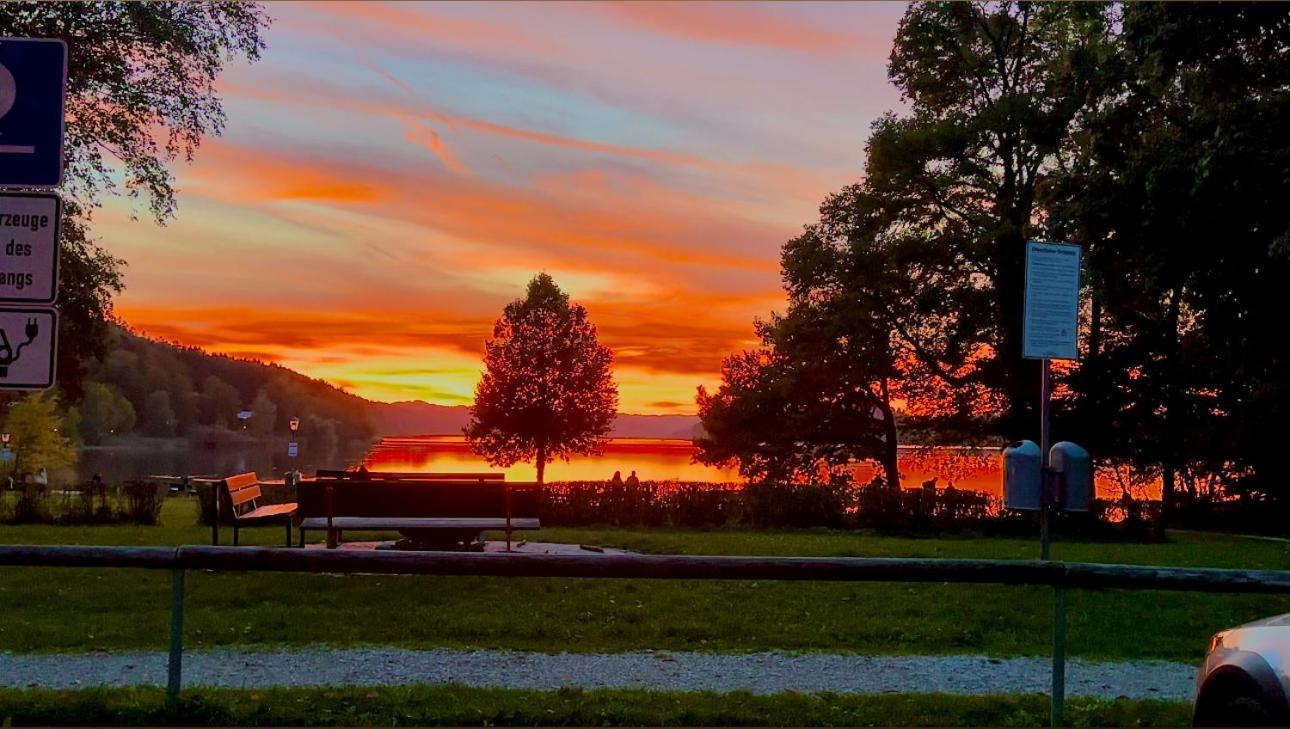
[166,568,185,713]
[1040,358,1052,561]
[1052,586,1067,727]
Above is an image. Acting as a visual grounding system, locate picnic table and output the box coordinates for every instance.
[298,471,540,550]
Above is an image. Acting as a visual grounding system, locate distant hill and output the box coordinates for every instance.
[364,401,471,436]
[366,401,702,439]
[81,326,376,447]
[87,327,702,444]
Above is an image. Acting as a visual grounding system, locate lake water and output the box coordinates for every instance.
[77,439,368,484]
[361,436,1158,500]
[77,434,1157,500]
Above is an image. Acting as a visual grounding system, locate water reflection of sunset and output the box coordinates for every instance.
[363,436,742,483]
[361,436,1160,500]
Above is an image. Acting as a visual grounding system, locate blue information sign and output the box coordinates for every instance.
[1022,241,1082,361]
[0,38,67,188]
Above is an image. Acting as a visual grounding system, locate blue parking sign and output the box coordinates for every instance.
[0,38,67,188]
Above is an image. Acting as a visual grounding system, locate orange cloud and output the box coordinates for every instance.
[184,150,388,204]
[100,1,903,415]
[597,2,857,54]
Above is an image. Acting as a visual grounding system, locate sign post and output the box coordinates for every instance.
[0,38,68,188]
[0,306,57,389]
[0,37,68,396]
[1021,240,1082,729]
[0,193,60,303]
[1022,239,1083,559]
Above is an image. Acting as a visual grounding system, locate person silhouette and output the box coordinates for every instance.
[625,470,640,487]
[610,470,623,486]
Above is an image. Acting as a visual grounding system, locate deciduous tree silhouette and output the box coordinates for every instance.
[696,189,912,486]
[466,274,618,484]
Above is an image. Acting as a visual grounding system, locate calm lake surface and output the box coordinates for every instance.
[79,435,1155,500]
[362,436,1156,500]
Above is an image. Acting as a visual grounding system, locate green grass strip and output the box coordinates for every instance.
[0,686,1191,726]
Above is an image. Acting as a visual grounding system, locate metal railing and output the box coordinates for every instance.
[4,544,1290,725]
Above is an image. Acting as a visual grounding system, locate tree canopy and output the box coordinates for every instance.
[704,2,1290,521]
[696,188,910,486]
[0,3,270,397]
[466,274,618,483]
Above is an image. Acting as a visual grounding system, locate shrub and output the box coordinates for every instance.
[539,479,1159,539]
[0,480,167,526]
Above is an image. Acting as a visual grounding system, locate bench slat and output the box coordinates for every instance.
[224,473,259,490]
[229,485,261,507]
[299,517,540,531]
[236,503,298,523]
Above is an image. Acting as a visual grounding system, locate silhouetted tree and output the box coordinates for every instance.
[247,389,277,438]
[141,390,177,437]
[866,2,1114,438]
[466,274,618,484]
[696,189,911,486]
[198,375,241,428]
[1048,3,1290,514]
[77,382,136,445]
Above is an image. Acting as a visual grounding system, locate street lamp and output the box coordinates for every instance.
[286,417,301,486]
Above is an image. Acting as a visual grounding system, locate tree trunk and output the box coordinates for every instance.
[995,224,1034,440]
[879,378,900,489]
[1159,288,1184,533]
[535,441,546,486]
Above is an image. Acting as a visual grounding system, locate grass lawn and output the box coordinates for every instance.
[0,497,1287,659]
[0,686,1192,726]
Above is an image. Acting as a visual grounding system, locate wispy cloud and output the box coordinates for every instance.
[102,1,904,414]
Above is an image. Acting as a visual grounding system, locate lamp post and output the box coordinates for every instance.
[1,432,12,486]
[287,417,300,485]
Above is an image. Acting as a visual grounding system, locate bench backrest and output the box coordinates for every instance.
[298,479,540,520]
[217,472,261,521]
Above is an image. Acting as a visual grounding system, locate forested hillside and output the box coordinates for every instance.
[74,327,375,449]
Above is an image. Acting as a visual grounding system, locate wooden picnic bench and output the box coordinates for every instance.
[297,472,540,550]
[210,472,298,547]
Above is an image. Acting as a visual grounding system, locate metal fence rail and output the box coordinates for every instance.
[3,544,1289,725]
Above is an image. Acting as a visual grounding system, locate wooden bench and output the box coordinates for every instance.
[298,473,540,550]
[210,473,298,547]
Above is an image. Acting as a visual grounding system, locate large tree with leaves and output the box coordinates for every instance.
[466,274,618,484]
[697,186,932,486]
[1047,3,1290,514]
[865,2,1114,439]
[0,3,269,397]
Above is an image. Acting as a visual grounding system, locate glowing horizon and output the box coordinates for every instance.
[98,1,908,414]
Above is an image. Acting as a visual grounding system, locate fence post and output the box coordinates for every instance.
[166,568,185,713]
[1051,585,1066,727]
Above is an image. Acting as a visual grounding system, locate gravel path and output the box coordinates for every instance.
[0,648,1197,700]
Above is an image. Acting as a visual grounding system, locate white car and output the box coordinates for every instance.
[1195,615,1290,726]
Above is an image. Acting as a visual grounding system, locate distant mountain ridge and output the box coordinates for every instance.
[365,400,702,439]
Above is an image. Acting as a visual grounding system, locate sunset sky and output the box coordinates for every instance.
[96,1,907,414]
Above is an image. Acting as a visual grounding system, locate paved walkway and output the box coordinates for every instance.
[0,648,1197,700]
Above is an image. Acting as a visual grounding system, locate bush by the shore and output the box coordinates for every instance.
[185,477,1160,538]
[0,480,168,526]
[540,479,1161,538]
